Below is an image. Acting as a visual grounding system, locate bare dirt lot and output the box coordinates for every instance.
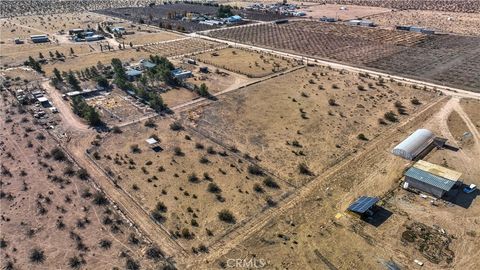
[298,4,392,20]
[193,47,299,78]
[0,85,171,269]
[117,31,183,46]
[184,66,440,186]
[371,10,480,36]
[91,117,294,251]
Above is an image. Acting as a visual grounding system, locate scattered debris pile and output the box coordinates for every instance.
[401,222,454,264]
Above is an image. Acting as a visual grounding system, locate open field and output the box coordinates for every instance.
[205,20,480,92]
[322,0,480,13]
[0,12,121,35]
[183,66,440,186]
[298,4,391,20]
[117,31,183,46]
[210,96,480,270]
[0,86,171,269]
[460,99,480,129]
[1,43,96,67]
[193,47,299,78]
[371,10,480,36]
[91,117,294,250]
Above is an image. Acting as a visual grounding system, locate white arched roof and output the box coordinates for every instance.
[392,129,435,160]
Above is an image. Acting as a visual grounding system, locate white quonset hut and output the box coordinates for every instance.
[392,129,435,160]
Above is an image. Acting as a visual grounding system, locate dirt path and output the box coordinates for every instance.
[453,103,480,153]
[41,80,89,132]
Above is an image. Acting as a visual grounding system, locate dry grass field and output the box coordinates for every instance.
[91,117,294,250]
[460,99,480,129]
[0,86,171,270]
[184,66,439,186]
[298,3,392,20]
[193,47,298,78]
[371,10,480,36]
[117,31,183,46]
[211,96,480,270]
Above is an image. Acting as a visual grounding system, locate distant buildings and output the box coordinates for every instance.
[396,25,435,35]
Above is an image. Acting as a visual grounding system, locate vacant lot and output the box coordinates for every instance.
[194,47,298,78]
[117,31,183,46]
[371,10,480,36]
[298,4,391,20]
[92,118,293,250]
[460,99,480,129]
[0,88,170,270]
[184,66,439,186]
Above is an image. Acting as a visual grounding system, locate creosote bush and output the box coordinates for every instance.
[218,209,236,224]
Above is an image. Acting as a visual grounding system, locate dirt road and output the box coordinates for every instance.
[41,80,89,132]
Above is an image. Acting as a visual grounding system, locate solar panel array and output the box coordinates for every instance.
[347,196,379,214]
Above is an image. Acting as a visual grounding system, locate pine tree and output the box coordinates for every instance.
[66,71,81,91]
[53,68,63,82]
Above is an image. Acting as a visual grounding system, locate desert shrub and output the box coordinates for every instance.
[253,183,264,193]
[51,147,67,161]
[411,97,421,105]
[328,99,337,106]
[182,228,194,239]
[195,142,204,149]
[384,111,398,122]
[357,85,366,91]
[173,146,184,156]
[263,177,280,189]
[207,183,221,193]
[266,197,277,207]
[146,247,163,261]
[191,219,199,227]
[36,133,46,140]
[29,248,45,264]
[248,165,264,176]
[130,144,141,153]
[128,233,140,245]
[332,84,339,89]
[126,258,140,270]
[151,211,166,223]
[218,209,236,224]
[63,166,76,176]
[203,172,212,180]
[76,168,89,180]
[378,118,388,125]
[188,173,199,183]
[144,119,156,127]
[199,156,209,164]
[170,121,183,131]
[92,192,108,205]
[206,146,216,155]
[155,202,167,213]
[357,133,368,141]
[68,256,83,269]
[111,126,122,134]
[99,239,112,249]
[298,162,314,175]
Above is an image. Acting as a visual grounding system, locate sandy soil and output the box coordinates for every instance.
[118,31,184,46]
[194,47,298,78]
[92,117,294,251]
[185,66,439,186]
[0,86,170,269]
[371,10,480,36]
[299,4,392,20]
